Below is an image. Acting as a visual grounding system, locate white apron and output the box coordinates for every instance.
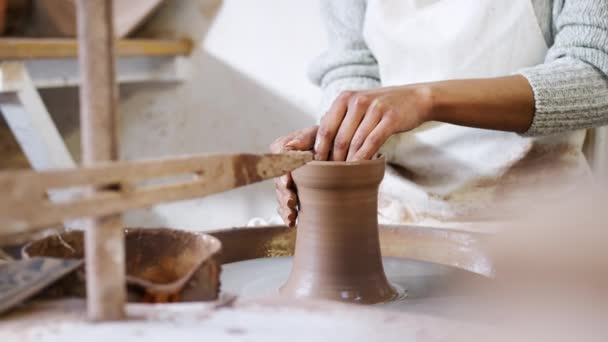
[363,0,589,227]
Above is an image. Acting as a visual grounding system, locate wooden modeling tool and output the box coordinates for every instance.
[0,151,311,315]
[0,151,313,244]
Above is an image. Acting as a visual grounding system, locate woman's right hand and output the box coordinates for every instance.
[270,126,319,227]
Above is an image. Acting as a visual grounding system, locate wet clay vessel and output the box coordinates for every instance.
[22,228,221,303]
[280,157,396,303]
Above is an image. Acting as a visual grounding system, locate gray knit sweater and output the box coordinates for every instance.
[309,0,608,136]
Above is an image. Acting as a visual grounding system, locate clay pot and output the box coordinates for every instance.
[22,228,222,303]
[280,157,396,304]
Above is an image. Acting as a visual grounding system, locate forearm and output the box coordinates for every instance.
[314,75,537,161]
[427,75,535,134]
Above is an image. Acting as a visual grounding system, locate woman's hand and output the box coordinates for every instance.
[269,85,433,226]
[315,85,434,161]
[271,76,536,226]
[270,126,318,227]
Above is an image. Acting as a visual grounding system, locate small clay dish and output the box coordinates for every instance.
[22,228,221,303]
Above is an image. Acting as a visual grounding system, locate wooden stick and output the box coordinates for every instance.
[0,152,312,198]
[0,38,193,60]
[76,0,125,321]
[0,152,313,237]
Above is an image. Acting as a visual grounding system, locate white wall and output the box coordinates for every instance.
[204,1,326,114]
[115,0,326,229]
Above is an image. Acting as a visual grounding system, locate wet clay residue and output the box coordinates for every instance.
[134,250,198,284]
[280,158,396,304]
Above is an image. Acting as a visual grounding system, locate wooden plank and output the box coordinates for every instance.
[76,0,125,321]
[0,152,313,239]
[0,152,312,197]
[0,38,193,59]
[22,56,187,90]
[0,62,75,170]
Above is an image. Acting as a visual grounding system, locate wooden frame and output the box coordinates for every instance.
[0,38,192,59]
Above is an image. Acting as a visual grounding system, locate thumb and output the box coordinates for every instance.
[285,126,318,151]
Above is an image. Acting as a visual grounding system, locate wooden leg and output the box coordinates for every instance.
[0,62,75,170]
[77,0,126,321]
[82,214,125,320]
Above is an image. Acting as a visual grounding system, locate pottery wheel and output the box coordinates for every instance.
[208,154,493,312]
[220,255,489,313]
[209,222,493,314]
[22,222,492,314]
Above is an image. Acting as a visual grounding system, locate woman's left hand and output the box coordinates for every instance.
[315,85,434,161]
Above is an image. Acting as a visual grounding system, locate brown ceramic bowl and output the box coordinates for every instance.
[22,228,221,303]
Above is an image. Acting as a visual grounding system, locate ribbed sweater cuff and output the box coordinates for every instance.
[519,60,608,136]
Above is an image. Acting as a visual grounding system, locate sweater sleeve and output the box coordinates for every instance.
[308,0,381,117]
[519,0,608,136]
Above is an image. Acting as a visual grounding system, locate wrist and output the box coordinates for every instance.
[413,83,438,123]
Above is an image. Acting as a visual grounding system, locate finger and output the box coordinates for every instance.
[270,134,296,153]
[352,118,394,161]
[271,126,315,153]
[275,178,298,209]
[332,96,370,161]
[285,126,318,151]
[275,182,298,208]
[277,205,297,227]
[347,101,383,161]
[275,184,298,225]
[314,92,353,161]
[287,212,297,227]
